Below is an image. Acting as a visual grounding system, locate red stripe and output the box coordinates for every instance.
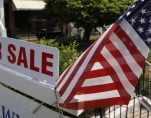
[78,83,117,94]
[84,69,109,79]
[96,54,130,103]
[59,42,95,96]
[62,24,131,104]
[57,21,146,110]
[114,25,145,68]
[59,97,130,110]
[63,24,119,104]
[56,65,71,88]
[105,39,139,86]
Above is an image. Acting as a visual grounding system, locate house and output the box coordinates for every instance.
[3,0,64,39]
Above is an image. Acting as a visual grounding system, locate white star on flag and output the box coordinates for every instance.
[140,9,146,14]
[130,18,136,25]
[148,27,151,34]
[138,27,144,33]
[139,18,145,24]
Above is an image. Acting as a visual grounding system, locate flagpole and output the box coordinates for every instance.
[55,86,64,118]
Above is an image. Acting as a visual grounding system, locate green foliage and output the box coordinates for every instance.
[59,42,80,73]
[40,39,59,47]
[54,36,81,46]
[45,0,134,41]
[147,49,151,63]
[40,39,80,74]
[139,75,151,97]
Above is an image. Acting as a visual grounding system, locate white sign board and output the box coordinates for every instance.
[0,67,83,115]
[0,37,59,86]
[0,65,57,105]
[0,65,83,116]
[0,84,69,118]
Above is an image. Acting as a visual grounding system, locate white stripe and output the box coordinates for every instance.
[56,51,85,92]
[109,33,142,78]
[82,76,113,87]
[57,66,70,84]
[60,25,114,101]
[101,47,135,96]
[71,90,120,103]
[120,19,149,58]
[91,62,103,70]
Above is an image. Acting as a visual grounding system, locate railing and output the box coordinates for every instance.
[79,61,151,118]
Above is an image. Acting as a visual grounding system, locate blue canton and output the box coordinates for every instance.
[126,0,151,47]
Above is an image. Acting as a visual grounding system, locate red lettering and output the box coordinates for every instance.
[30,49,39,72]
[42,52,53,76]
[0,42,2,59]
[8,44,16,63]
[17,47,28,68]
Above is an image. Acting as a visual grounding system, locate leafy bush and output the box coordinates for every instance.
[147,49,151,63]
[59,42,80,73]
[40,39,80,74]
[54,36,82,46]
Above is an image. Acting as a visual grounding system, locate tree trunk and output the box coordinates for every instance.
[83,27,92,43]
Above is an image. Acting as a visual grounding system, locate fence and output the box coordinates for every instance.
[78,61,151,118]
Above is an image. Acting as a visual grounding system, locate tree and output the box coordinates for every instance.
[45,0,134,42]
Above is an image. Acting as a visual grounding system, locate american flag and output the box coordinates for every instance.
[56,0,150,111]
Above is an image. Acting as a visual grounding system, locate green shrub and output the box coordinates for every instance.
[59,42,80,73]
[54,36,82,46]
[40,39,80,74]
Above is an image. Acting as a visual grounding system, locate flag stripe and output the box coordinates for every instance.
[120,19,149,58]
[57,42,96,91]
[105,39,138,86]
[56,1,151,112]
[82,76,113,87]
[80,35,133,99]
[57,25,115,94]
[60,25,118,102]
[79,83,117,94]
[59,97,127,110]
[71,90,120,103]
[84,68,109,79]
[91,62,103,70]
[101,47,135,96]
[60,42,98,101]
[109,32,143,78]
[56,65,71,86]
[56,48,88,92]
[58,43,95,96]
[114,25,145,68]
[97,51,131,103]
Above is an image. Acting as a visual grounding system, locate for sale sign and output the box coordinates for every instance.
[0,37,59,86]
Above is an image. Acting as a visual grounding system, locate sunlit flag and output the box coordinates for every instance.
[56,0,150,112]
